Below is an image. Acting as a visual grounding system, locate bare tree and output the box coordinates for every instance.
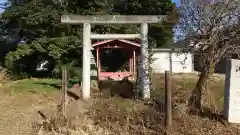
[176,0,240,112]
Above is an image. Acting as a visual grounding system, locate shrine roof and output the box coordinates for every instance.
[92,39,140,48]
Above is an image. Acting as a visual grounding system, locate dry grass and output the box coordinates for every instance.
[0,76,61,135]
[33,96,240,135]
[0,89,61,135]
[89,96,240,135]
[1,73,239,135]
[32,73,240,135]
[0,70,8,84]
[32,99,113,135]
[0,72,5,81]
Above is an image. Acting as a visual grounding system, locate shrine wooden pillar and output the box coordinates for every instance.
[129,55,132,73]
[96,47,101,80]
[128,50,136,75]
[133,50,136,75]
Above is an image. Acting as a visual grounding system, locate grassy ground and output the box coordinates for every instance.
[0,72,238,135]
[0,78,61,95]
[151,73,225,110]
[0,73,62,135]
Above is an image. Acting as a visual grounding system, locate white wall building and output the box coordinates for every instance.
[151,48,194,73]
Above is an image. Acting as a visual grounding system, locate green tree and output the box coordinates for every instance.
[114,0,179,47]
[1,0,178,79]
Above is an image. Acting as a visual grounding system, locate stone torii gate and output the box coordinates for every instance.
[61,15,166,100]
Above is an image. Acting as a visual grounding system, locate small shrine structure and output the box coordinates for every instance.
[92,39,140,80]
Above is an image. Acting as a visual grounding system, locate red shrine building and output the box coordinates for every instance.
[92,39,140,81]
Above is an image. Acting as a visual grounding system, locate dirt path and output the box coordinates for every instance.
[0,91,60,135]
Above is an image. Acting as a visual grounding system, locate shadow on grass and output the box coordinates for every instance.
[67,90,80,100]
[33,82,61,90]
[200,107,225,122]
[98,79,135,99]
[91,97,166,135]
[34,82,82,100]
[188,106,226,125]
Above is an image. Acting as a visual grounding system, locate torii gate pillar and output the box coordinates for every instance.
[61,15,166,100]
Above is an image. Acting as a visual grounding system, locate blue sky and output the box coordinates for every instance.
[172,0,180,7]
[0,0,6,13]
